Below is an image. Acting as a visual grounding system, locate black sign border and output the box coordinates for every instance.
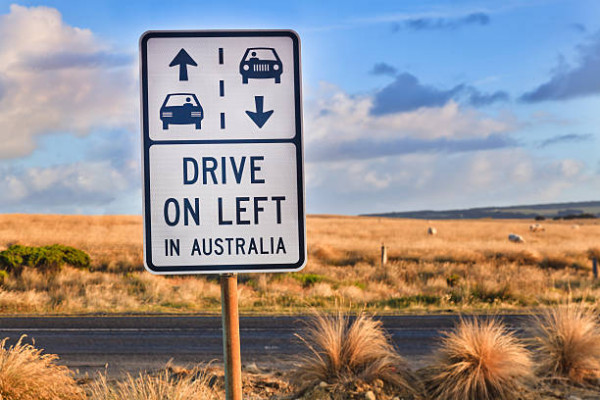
[140,30,305,274]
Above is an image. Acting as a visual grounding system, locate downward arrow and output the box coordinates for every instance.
[169,48,197,81]
[245,96,274,128]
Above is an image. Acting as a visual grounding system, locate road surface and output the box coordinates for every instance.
[0,315,531,377]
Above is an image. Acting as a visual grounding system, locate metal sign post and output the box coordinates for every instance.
[139,30,305,399]
[221,274,242,400]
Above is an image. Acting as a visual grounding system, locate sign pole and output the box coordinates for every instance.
[220,273,242,400]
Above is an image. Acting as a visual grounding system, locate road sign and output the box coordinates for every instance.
[140,30,305,274]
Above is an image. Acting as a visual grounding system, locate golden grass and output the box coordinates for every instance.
[532,304,600,384]
[0,336,85,400]
[87,368,219,400]
[307,216,598,266]
[0,266,221,313]
[293,310,420,395]
[0,214,598,313]
[0,214,143,273]
[426,318,533,400]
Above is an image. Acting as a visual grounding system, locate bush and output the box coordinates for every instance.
[380,295,441,308]
[290,273,327,288]
[0,244,90,275]
[88,367,219,400]
[0,336,84,400]
[0,270,8,286]
[426,318,533,400]
[293,310,420,395]
[532,304,600,384]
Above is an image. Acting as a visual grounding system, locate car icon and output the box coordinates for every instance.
[240,48,282,84]
[160,93,203,130]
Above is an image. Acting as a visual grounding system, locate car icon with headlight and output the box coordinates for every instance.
[240,48,282,84]
[160,93,203,130]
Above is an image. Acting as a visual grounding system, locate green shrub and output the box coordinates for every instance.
[290,273,327,288]
[0,270,8,286]
[373,295,441,309]
[352,281,366,290]
[0,244,91,275]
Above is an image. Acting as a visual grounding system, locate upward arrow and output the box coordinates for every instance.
[246,96,274,128]
[169,48,197,81]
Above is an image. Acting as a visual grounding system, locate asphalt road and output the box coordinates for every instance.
[0,315,532,377]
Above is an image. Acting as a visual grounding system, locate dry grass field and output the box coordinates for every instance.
[0,214,598,314]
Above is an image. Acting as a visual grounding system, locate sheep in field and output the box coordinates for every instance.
[529,223,545,232]
[427,227,438,235]
[508,233,525,243]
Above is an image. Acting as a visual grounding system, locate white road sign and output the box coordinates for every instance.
[140,30,305,274]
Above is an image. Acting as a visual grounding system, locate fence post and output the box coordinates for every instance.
[381,243,387,268]
[593,258,598,280]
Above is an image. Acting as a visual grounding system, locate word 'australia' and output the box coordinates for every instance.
[191,236,286,256]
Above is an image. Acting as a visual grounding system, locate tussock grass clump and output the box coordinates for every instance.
[426,318,533,400]
[88,367,219,400]
[532,304,600,384]
[0,336,84,400]
[293,310,419,395]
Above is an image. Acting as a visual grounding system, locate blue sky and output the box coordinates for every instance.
[0,0,598,215]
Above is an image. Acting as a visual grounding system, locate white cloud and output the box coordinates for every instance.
[306,83,516,145]
[0,5,136,159]
[363,170,392,189]
[510,159,534,183]
[307,148,597,214]
[302,82,600,214]
[0,159,138,212]
[555,159,582,178]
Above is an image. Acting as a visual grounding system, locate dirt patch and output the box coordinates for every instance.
[294,379,417,400]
